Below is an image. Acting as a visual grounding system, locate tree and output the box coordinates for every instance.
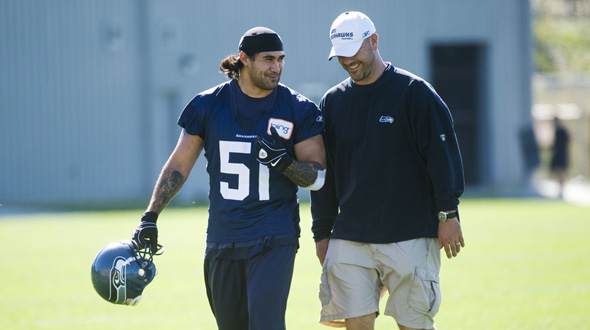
[533,0,590,72]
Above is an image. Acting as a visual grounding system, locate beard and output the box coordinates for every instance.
[346,57,375,83]
[248,66,281,91]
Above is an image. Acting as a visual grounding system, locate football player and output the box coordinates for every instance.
[132,27,326,330]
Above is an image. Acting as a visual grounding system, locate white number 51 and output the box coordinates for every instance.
[219,141,270,201]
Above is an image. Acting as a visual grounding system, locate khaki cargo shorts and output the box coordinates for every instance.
[318,238,441,329]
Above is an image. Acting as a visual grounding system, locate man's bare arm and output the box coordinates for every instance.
[146,130,204,213]
[281,159,324,188]
[282,134,326,189]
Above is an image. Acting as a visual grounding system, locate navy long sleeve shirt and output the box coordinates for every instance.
[310,64,464,244]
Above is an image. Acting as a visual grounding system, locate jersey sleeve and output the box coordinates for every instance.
[177,95,206,137]
[178,83,226,137]
[293,98,324,144]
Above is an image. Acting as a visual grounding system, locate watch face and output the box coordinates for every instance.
[438,212,446,222]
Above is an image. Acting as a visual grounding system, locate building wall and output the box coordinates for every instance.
[0,0,532,205]
[0,1,146,202]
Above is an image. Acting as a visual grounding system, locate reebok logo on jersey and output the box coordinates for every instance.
[379,116,394,124]
[268,118,293,139]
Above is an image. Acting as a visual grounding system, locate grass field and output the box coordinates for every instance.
[0,198,589,329]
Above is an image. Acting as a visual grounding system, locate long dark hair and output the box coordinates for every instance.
[219,54,243,80]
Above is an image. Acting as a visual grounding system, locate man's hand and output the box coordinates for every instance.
[438,218,465,259]
[256,126,293,172]
[315,238,330,266]
[132,212,159,252]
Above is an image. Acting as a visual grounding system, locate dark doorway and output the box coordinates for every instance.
[430,44,487,185]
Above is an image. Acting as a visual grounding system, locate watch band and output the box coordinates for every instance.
[438,210,458,222]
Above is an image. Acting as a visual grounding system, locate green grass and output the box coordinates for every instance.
[0,198,589,329]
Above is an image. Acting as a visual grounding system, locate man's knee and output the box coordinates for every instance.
[345,312,377,330]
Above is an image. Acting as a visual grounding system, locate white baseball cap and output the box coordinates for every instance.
[328,11,376,60]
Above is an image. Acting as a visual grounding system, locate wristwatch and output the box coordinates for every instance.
[438,211,458,223]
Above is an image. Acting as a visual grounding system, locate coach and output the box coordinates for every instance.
[311,11,465,330]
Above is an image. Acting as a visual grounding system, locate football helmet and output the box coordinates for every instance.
[91,240,163,306]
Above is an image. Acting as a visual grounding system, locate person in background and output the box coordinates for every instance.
[311,11,465,330]
[550,116,570,198]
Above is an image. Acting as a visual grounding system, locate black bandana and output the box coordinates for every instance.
[238,27,283,54]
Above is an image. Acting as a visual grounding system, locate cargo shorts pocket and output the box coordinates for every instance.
[319,261,332,306]
[407,267,441,317]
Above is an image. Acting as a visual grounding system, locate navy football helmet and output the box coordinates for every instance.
[91,240,163,306]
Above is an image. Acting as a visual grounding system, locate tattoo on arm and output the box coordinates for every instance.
[282,161,323,187]
[150,168,186,213]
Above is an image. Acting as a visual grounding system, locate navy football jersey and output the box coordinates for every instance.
[178,80,323,244]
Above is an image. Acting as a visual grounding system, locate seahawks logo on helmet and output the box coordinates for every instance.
[91,240,163,306]
[110,256,129,304]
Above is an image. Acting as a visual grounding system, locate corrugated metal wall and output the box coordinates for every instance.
[0,0,532,206]
[0,1,149,203]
